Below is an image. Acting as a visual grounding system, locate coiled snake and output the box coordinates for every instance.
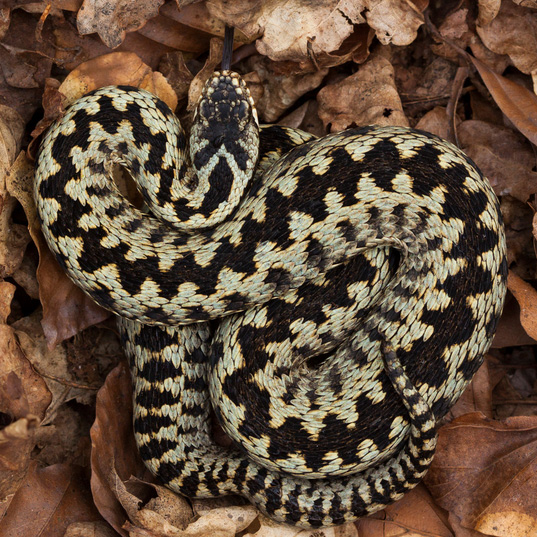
[34,30,507,528]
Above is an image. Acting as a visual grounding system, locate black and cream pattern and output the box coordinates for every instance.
[34,70,507,528]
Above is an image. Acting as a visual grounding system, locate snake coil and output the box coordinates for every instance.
[35,35,507,527]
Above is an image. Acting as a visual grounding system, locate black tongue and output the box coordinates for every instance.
[222,25,234,71]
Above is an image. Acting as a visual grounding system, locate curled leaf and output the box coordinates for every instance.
[468,54,537,145]
[507,272,537,341]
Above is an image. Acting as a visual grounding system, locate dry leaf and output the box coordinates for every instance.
[135,482,196,532]
[209,0,423,64]
[425,413,537,536]
[415,106,451,140]
[164,503,257,537]
[187,36,225,111]
[1,461,102,537]
[158,50,195,103]
[58,51,177,109]
[208,0,366,63]
[77,0,165,49]
[28,78,64,152]
[13,311,98,407]
[0,104,27,279]
[147,2,227,51]
[53,1,223,72]
[0,322,52,421]
[477,1,537,75]
[64,520,119,537]
[247,513,358,537]
[448,356,502,419]
[0,103,24,177]
[0,283,53,483]
[191,499,257,533]
[90,362,159,536]
[0,189,31,280]
[477,512,537,537]
[38,247,111,348]
[246,56,328,122]
[506,272,537,340]
[52,17,171,72]
[317,53,408,131]
[354,485,452,537]
[469,89,505,124]
[458,120,537,203]
[493,346,537,419]
[0,416,39,511]
[278,100,326,138]
[500,196,534,281]
[512,0,537,6]
[365,0,425,46]
[0,7,9,40]
[394,55,458,119]
[91,363,256,537]
[0,279,14,322]
[429,6,472,63]
[493,294,537,348]
[465,54,537,145]
[429,6,509,73]
[0,9,53,122]
[138,11,209,52]
[160,1,224,38]
[477,0,502,26]
[0,177,31,281]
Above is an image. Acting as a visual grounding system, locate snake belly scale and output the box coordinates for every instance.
[34,64,507,527]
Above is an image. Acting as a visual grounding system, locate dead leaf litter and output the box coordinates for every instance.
[1,2,537,537]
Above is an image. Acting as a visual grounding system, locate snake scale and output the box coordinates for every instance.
[34,28,507,528]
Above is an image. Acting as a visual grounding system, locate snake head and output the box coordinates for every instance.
[194,71,258,142]
[191,70,260,175]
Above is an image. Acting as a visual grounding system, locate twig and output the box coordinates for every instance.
[38,371,101,391]
[493,399,537,405]
[446,66,468,147]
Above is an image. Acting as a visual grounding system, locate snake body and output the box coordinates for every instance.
[35,68,507,527]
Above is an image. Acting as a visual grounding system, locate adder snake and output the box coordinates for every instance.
[34,29,507,527]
